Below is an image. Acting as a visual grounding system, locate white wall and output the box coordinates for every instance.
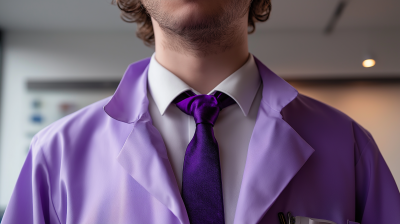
[249,29,400,78]
[1,29,400,208]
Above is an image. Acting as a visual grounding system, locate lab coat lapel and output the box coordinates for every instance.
[103,58,189,224]
[117,115,189,224]
[233,57,315,224]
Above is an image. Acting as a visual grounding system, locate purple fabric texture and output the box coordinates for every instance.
[173,91,235,224]
[347,221,360,224]
[2,56,400,224]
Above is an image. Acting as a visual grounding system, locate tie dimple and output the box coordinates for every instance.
[173,90,235,224]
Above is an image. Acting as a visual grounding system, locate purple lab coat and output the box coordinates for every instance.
[2,56,400,224]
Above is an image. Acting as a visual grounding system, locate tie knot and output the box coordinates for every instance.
[173,91,235,126]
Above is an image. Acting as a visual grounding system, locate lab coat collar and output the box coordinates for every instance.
[233,56,315,223]
[104,58,190,224]
[103,56,315,224]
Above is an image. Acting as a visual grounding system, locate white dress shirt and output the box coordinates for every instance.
[147,52,262,224]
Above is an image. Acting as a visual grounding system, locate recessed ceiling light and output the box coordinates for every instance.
[363,53,376,68]
[363,59,376,68]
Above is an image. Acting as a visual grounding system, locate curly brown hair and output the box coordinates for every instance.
[113,0,271,46]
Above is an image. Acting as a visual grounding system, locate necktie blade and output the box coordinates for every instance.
[173,91,235,224]
[182,124,225,224]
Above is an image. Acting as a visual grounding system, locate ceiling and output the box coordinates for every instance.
[0,0,399,32]
[260,0,400,31]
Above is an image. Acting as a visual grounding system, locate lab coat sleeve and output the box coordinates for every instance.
[2,136,61,224]
[354,123,400,223]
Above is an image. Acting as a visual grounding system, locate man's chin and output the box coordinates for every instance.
[160,12,223,35]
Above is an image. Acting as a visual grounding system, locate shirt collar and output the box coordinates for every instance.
[103,55,298,124]
[147,52,261,116]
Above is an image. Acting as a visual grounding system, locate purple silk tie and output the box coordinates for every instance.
[173,90,236,224]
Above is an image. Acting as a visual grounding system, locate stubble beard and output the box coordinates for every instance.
[142,0,249,57]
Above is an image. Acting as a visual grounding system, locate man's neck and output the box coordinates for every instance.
[151,18,250,95]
